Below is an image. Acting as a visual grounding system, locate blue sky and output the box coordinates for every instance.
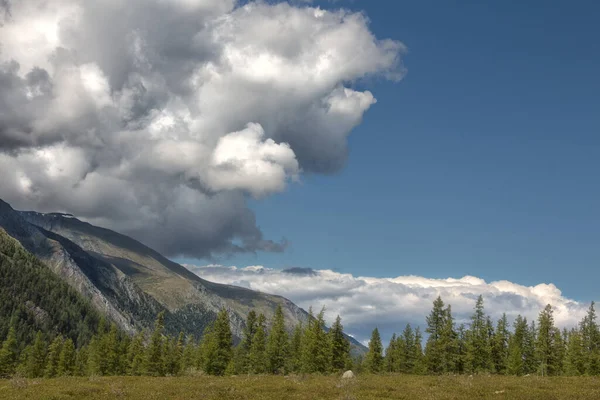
[189,0,600,301]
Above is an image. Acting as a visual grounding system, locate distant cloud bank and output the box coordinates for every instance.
[185,264,589,344]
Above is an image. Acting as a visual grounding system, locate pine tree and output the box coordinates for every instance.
[565,328,585,375]
[127,331,145,376]
[24,332,47,378]
[104,323,121,375]
[287,322,303,373]
[329,315,351,372]
[0,326,18,377]
[144,312,166,376]
[181,335,196,373]
[300,308,331,374]
[400,324,415,373]
[384,333,398,373]
[465,296,493,373]
[365,327,384,373]
[57,338,76,376]
[202,309,233,376]
[425,296,447,374]
[44,336,64,378]
[492,314,509,374]
[580,302,600,375]
[248,313,268,373]
[266,305,289,374]
[536,304,559,376]
[412,327,426,374]
[507,336,524,375]
[75,346,89,376]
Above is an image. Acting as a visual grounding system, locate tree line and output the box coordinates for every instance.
[0,305,353,378]
[363,296,600,376]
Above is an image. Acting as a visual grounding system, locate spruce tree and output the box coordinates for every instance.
[425,296,447,374]
[507,335,524,375]
[0,326,18,377]
[44,336,64,378]
[25,332,47,378]
[300,308,331,374]
[384,333,398,373]
[202,309,233,376]
[536,304,559,376]
[580,302,600,375]
[329,315,351,372]
[57,338,76,376]
[401,324,415,373]
[127,331,145,376]
[248,313,268,373]
[181,335,196,373]
[365,327,384,373]
[75,345,89,376]
[145,312,166,376]
[565,328,585,375]
[266,305,289,374]
[412,327,426,374]
[287,322,303,373]
[465,295,493,373]
[492,314,509,374]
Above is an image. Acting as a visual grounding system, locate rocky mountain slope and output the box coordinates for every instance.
[1,199,364,351]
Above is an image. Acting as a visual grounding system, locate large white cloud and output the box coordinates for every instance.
[185,264,591,344]
[0,0,404,257]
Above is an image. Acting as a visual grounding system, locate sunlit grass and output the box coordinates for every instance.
[1,374,600,399]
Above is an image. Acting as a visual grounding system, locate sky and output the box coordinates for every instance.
[0,0,598,343]
[215,0,600,298]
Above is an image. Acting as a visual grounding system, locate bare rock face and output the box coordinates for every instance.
[342,370,355,379]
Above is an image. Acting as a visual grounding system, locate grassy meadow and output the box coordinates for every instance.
[1,374,600,400]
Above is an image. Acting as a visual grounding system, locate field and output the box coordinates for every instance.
[1,374,600,400]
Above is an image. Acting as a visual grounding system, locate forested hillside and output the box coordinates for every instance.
[0,229,101,362]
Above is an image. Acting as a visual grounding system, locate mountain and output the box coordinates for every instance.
[0,199,365,351]
[0,228,101,347]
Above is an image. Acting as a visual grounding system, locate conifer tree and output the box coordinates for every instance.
[0,326,18,377]
[300,308,331,374]
[465,295,493,373]
[44,336,64,378]
[104,323,121,375]
[400,324,415,373]
[365,327,384,373]
[57,338,76,376]
[536,304,559,376]
[127,331,145,376]
[412,327,426,374]
[507,335,524,375]
[24,331,46,378]
[75,345,89,376]
[87,337,102,376]
[145,311,165,376]
[202,309,233,376]
[248,313,268,373]
[384,333,398,372]
[492,314,509,374]
[181,335,196,373]
[425,296,447,373]
[580,302,600,375]
[329,315,351,372]
[565,328,585,375]
[266,305,289,374]
[287,322,303,373]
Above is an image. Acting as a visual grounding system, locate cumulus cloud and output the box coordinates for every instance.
[184,264,591,344]
[0,0,404,258]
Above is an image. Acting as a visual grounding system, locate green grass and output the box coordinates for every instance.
[1,375,599,399]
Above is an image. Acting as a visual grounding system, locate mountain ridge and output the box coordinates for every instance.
[0,199,365,352]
